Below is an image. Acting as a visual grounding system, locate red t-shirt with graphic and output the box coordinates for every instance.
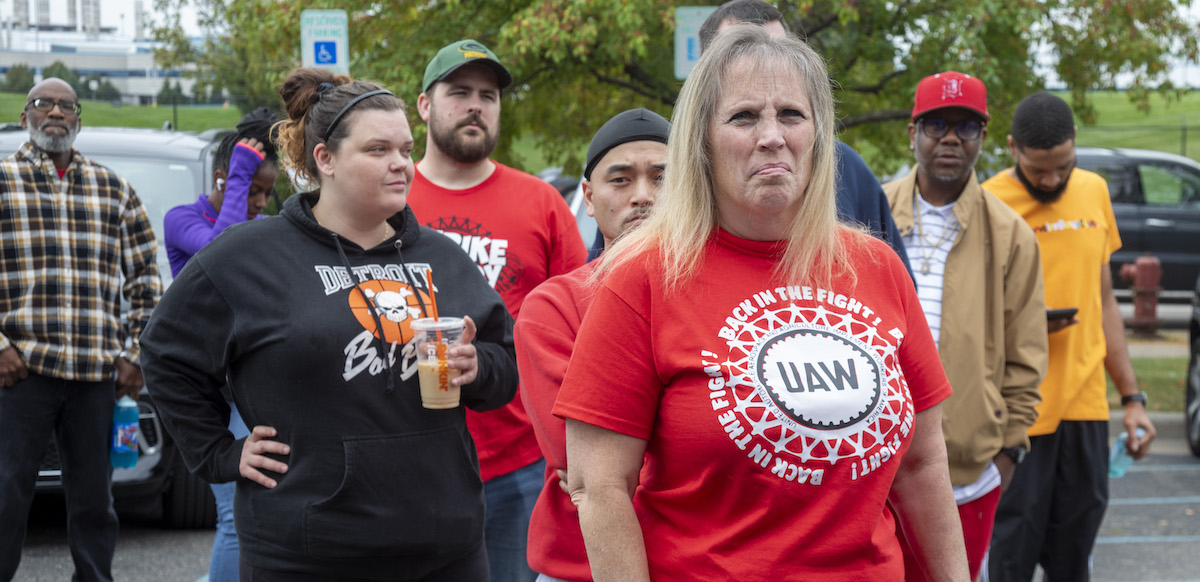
[409,161,587,481]
[554,229,951,581]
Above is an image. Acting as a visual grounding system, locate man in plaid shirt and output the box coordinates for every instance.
[0,78,161,582]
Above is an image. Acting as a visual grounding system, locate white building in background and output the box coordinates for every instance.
[0,0,197,105]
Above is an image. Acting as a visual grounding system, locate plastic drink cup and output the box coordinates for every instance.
[411,317,465,409]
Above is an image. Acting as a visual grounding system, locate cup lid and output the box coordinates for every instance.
[410,317,464,331]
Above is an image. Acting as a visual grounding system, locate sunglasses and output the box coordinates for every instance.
[25,98,83,116]
[918,117,984,141]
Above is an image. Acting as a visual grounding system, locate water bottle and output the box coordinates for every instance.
[110,395,139,469]
[1108,428,1147,478]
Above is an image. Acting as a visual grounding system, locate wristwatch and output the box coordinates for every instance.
[1121,392,1148,407]
[999,446,1027,464]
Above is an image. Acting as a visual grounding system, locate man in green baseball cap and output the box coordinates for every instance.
[409,39,587,582]
[421,39,512,94]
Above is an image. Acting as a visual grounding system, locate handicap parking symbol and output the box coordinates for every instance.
[315,42,336,64]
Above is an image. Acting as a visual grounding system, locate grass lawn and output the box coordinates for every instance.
[1,91,243,133]
[1072,90,1200,161]
[1107,356,1189,412]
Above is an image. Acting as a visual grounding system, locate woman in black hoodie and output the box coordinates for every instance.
[140,68,517,581]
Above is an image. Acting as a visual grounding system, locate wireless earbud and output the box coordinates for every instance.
[215,178,225,191]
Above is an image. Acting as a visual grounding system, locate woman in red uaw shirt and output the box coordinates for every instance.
[553,26,969,582]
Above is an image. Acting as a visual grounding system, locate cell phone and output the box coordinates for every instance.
[1046,308,1079,321]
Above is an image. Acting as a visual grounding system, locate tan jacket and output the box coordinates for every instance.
[884,169,1048,485]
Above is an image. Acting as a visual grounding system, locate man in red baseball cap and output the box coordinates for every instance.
[882,71,1048,581]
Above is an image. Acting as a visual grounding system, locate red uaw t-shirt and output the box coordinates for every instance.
[409,161,587,481]
[554,229,951,581]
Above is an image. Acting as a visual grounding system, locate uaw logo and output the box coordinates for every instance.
[753,326,882,430]
[941,77,964,101]
[343,279,433,382]
[704,286,915,486]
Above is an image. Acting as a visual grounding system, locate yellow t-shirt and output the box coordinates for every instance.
[983,168,1121,436]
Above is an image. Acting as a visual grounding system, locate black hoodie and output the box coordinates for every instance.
[141,193,517,579]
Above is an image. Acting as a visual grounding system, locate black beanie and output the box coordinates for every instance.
[583,108,671,180]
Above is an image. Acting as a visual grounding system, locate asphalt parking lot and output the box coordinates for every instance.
[1093,410,1200,582]
[1089,321,1199,582]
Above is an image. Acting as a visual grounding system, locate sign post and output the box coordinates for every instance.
[674,6,717,80]
[301,9,350,75]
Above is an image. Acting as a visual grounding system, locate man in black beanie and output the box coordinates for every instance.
[513,108,669,582]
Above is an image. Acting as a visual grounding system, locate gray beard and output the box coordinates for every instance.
[29,121,78,154]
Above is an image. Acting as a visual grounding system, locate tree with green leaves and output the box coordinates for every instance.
[153,0,1198,174]
[96,79,122,102]
[42,61,82,93]
[80,74,121,102]
[156,78,187,104]
[2,64,35,94]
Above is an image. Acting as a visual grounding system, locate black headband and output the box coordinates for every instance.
[323,89,394,141]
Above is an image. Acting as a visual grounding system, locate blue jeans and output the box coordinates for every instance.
[208,402,250,582]
[0,373,118,582]
[484,458,544,582]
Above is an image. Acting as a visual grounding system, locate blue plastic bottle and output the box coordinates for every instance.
[110,395,139,469]
[1108,427,1147,478]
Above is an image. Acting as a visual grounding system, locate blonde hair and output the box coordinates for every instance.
[597,25,858,290]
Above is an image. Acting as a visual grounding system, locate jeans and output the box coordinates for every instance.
[208,402,250,582]
[0,373,118,582]
[484,458,544,582]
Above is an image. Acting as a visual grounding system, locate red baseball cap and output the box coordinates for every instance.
[912,71,989,121]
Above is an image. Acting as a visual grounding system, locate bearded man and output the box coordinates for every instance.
[406,40,587,582]
[0,77,161,582]
[983,92,1156,582]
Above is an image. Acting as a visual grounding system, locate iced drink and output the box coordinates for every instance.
[417,359,461,408]
[410,317,465,409]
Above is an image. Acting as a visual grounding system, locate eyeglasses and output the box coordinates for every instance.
[918,117,984,141]
[25,98,82,116]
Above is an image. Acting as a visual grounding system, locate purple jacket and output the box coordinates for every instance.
[164,143,265,277]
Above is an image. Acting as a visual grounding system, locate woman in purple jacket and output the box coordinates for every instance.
[164,107,282,277]
[161,107,281,582]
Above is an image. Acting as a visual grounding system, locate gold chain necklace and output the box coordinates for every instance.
[913,186,956,275]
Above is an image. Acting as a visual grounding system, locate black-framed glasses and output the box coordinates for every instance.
[919,117,984,141]
[25,98,82,116]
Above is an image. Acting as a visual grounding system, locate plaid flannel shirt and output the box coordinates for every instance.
[0,142,161,382]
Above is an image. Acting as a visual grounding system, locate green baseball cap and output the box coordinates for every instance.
[422,39,512,93]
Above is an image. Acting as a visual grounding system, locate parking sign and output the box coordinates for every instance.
[301,10,349,75]
[675,6,717,80]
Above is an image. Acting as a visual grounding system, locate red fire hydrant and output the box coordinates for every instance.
[1118,254,1161,334]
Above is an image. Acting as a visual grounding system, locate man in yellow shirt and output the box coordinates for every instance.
[983,92,1156,582]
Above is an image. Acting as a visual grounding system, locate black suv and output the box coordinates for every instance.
[0,125,224,527]
[1075,147,1200,300]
